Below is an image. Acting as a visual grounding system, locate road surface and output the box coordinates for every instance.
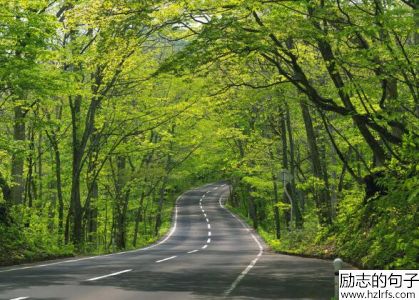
[0,183,334,299]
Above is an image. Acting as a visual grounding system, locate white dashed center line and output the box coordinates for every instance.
[156,256,177,263]
[187,250,199,254]
[87,269,132,281]
[199,191,213,250]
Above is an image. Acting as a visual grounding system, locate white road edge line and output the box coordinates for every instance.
[187,250,199,254]
[87,269,132,281]
[202,245,208,249]
[221,194,264,297]
[10,297,29,300]
[0,196,182,274]
[156,256,177,263]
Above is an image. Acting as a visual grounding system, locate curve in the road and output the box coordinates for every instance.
[0,183,335,300]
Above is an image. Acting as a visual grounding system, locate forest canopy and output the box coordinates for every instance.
[0,0,418,269]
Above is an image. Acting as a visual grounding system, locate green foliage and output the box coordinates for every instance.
[335,170,419,269]
[0,211,74,266]
[0,0,417,271]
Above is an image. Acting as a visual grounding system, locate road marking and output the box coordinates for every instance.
[206,218,209,222]
[187,250,199,254]
[87,269,132,281]
[202,245,208,249]
[202,195,206,198]
[10,297,29,300]
[0,256,95,273]
[214,187,218,190]
[202,209,205,213]
[207,224,211,229]
[220,195,264,297]
[156,256,177,263]
[141,204,178,251]
[219,196,224,208]
[207,238,211,243]
[208,231,211,236]
[204,213,207,217]
[224,242,262,297]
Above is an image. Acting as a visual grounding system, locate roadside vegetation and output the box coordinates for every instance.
[0,0,417,269]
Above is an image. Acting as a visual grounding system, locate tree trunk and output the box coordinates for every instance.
[315,37,387,166]
[133,190,146,247]
[25,127,35,209]
[280,109,291,228]
[70,95,84,249]
[155,175,169,236]
[115,156,129,250]
[116,190,129,250]
[155,127,174,236]
[55,144,64,238]
[85,130,100,247]
[11,106,26,205]
[300,99,332,225]
[37,130,43,203]
[271,172,281,239]
[247,184,258,229]
[285,104,303,228]
[86,180,98,245]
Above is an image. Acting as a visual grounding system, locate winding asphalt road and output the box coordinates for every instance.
[0,183,335,300]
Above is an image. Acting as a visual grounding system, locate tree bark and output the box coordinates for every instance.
[133,189,146,247]
[69,95,84,249]
[11,106,26,205]
[271,171,281,239]
[115,156,130,250]
[279,109,291,228]
[285,104,303,228]
[300,99,332,225]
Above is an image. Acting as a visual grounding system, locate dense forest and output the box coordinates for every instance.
[0,0,417,270]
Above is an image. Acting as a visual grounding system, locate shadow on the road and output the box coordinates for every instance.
[231,253,335,299]
[0,252,334,300]
[0,187,336,300]
[78,252,334,300]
